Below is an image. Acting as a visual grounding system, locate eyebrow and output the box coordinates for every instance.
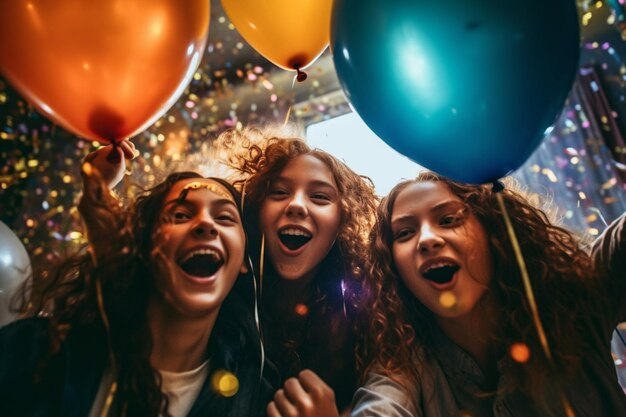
[391,199,465,225]
[163,197,239,210]
[273,176,338,190]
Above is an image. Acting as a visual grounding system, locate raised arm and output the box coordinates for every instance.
[77,140,136,261]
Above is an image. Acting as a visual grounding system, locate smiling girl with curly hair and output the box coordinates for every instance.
[216,126,378,416]
[353,171,626,417]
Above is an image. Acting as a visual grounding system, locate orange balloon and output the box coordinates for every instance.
[0,0,209,143]
[221,0,332,73]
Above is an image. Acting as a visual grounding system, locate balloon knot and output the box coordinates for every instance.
[491,180,505,193]
[106,142,122,164]
[295,68,307,82]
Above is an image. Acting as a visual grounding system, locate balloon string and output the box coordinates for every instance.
[106,142,121,164]
[494,188,577,415]
[96,274,119,417]
[283,105,293,126]
[241,179,265,382]
[494,191,552,361]
[259,233,265,301]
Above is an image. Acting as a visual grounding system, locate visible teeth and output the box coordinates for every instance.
[181,248,221,263]
[280,228,311,238]
[424,262,456,273]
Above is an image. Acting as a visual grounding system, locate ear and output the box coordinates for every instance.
[240,261,249,274]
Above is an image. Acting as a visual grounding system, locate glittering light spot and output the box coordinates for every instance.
[439,291,456,309]
[601,177,617,190]
[570,156,579,165]
[62,175,71,183]
[26,219,35,228]
[294,303,309,316]
[68,231,83,240]
[595,1,603,8]
[211,370,239,397]
[616,358,623,366]
[582,12,592,26]
[541,168,558,183]
[82,162,93,176]
[193,72,201,81]
[578,191,587,200]
[510,343,530,363]
[27,159,39,168]
[589,228,599,236]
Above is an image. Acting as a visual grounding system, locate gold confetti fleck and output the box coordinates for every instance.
[211,370,239,397]
[294,303,309,316]
[439,291,456,309]
[510,343,530,363]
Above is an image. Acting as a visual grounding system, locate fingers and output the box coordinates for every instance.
[284,377,314,412]
[298,369,335,402]
[118,139,137,160]
[267,371,339,417]
[272,388,299,417]
[267,401,282,417]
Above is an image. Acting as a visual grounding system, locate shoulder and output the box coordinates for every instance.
[351,366,420,417]
[0,317,53,351]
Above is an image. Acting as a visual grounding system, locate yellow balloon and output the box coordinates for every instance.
[221,0,332,74]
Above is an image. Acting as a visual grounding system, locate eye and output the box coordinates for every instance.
[215,212,237,223]
[172,210,191,222]
[268,188,289,199]
[311,192,331,202]
[393,228,415,241]
[439,209,466,227]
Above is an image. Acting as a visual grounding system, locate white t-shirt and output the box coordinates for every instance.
[88,361,210,417]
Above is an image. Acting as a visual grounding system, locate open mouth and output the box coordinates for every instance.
[178,249,224,278]
[278,228,312,251]
[423,264,460,285]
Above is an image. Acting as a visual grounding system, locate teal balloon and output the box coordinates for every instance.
[331,0,580,184]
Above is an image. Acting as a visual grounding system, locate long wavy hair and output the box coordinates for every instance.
[363,171,603,412]
[215,126,377,406]
[14,170,251,417]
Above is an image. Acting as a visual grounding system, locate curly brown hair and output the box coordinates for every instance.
[363,171,603,411]
[14,170,251,417]
[215,126,378,408]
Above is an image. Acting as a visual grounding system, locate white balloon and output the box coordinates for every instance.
[0,221,31,326]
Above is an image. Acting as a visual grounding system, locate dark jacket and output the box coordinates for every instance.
[0,316,273,417]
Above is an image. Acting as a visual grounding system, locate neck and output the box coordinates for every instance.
[436,294,502,378]
[147,297,218,372]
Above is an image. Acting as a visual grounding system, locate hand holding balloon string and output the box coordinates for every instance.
[83,140,137,190]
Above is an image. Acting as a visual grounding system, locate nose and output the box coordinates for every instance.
[191,215,218,238]
[417,223,444,253]
[285,191,308,218]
